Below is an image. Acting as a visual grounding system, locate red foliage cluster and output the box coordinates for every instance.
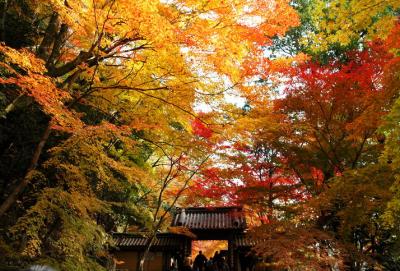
[191,118,213,139]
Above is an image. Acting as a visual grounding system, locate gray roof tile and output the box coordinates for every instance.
[171,206,246,230]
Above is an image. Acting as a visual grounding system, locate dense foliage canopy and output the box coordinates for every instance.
[0,0,399,270]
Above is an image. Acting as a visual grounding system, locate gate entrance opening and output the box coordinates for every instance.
[192,240,228,259]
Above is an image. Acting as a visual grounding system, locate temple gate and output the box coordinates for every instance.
[113,206,255,271]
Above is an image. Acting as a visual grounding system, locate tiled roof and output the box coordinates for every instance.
[171,206,246,230]
[113,233,188,250]
[232,234,257,247]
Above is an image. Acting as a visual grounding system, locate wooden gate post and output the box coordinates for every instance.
[228,238,235,270]
[184,238,192,257]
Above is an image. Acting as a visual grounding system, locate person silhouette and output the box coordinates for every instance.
[193,250,207,271]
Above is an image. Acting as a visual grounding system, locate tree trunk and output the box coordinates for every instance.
[139,234,156,271]
[37,13,59,61]
[46,23,69,68]
[1,94,33,119]
[0,119,52,217]
[0,0,8,42]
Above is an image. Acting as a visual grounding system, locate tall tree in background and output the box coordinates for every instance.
[238,1,400,269]
[273,41,398,193]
